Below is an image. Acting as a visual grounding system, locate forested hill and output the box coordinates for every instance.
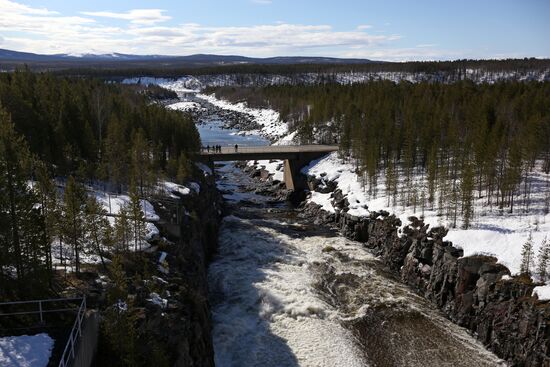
[210,81,550,227]
[0,70,199,184]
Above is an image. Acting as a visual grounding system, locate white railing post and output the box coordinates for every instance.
[70,333,75,358]
[38,300,43,323]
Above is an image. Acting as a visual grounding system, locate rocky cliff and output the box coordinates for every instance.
[147,169,223,367]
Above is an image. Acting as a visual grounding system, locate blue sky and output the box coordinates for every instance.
[0,0,548,60]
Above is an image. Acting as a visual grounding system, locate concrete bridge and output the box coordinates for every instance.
[198,145,338,190]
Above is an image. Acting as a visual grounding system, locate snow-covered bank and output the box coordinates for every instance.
[301,152,550,278]
[166,101,202,112]
[0,334,54,367]
[195,93,288,141]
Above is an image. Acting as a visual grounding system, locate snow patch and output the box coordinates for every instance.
[533,284,550,301]
[0,334,54,367]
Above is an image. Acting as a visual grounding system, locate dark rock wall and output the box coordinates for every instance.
[302,176,550,367]
[152,171,223,367]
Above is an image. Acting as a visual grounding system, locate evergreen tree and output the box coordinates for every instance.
[536,236,549,281]
[461,161,475,229]
[130,128,154,197]
[520,231,534,276]
[128,183,147,252]
[114,204,131,252]
[63,176,86,274]
[85,196,112,270]
[34,162,60,275]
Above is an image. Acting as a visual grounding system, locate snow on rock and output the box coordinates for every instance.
[310,191,335,213]
[301,153,370,217]
[161,181,191,196]
[273,131,298,146]
[533,284,550,301]
[159,181,200,198]
[0,333,54,367]
[196,93,288,140]
[247,160,284,182]
[302,152,550,276]
[167,101,201,112]
[147,292,168,309]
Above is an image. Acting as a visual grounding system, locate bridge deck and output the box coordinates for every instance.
[198,144,338,161]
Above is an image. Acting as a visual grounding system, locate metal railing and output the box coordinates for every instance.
[58,297,87,367]
[199,144,339,154]
[0,297,86,367]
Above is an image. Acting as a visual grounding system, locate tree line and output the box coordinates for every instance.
[46,57,550,79]
[211,80,550,228]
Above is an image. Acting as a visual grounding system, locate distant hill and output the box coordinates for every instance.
[0,48,375,70]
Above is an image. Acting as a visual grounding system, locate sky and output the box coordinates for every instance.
[0,0,548,61]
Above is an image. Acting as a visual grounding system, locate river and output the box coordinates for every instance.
[181,95,505,366]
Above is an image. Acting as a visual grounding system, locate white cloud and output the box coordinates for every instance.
[81,9,171,25]
[0,0,58,15]
[357,25,373,30]
[251,0,272,4]
[0,0,471,61]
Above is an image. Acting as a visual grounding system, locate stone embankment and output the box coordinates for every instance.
[300,175,550,367]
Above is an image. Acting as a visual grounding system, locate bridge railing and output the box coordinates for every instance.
[199,144,339,154]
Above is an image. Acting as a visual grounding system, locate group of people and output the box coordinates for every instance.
[203,144,240,153]
[204,144,223,153]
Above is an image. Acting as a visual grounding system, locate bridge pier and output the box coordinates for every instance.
[283,159,303,191]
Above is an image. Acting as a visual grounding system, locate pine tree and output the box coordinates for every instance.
[461,161,475,229]
[128,183,147,252]
[520,232,534,276]
[108,254,127,303]
[85,196,112,270]
[536,236,549,281]
[34,162,60,275]
[63,176,86,274]
[130,128,154,197]
[114,204,131,252]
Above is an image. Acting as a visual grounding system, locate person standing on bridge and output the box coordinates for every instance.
[234,144,238,152]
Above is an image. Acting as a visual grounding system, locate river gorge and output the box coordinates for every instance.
[176,93,506,366]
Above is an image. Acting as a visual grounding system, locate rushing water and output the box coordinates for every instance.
[188,97,505,367]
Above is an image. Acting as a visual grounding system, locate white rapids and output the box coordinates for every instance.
[208,214,368,367]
